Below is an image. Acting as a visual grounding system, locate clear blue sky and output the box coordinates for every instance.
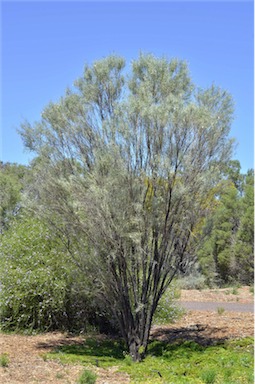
[1,1,254,172]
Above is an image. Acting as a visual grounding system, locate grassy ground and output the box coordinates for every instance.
[45,336,254,384]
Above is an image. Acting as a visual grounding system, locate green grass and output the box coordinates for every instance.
[0,353,10,367]
[200,369,217,384]
[76,369,97,384]
[55,372,65,379]
[217,306,225,315]
[46,336,254,384]
[231,287,238,295]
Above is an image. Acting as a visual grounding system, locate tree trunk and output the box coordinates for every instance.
[128,332,143,362]
[126,313,153,362]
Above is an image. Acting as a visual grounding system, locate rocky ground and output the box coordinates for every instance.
[0,287,253,384]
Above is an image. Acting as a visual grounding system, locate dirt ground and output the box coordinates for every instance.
[179,285,254,304]
[0,287,253,384]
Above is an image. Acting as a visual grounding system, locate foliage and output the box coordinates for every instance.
[216,307,225,315]
[177,267,207,290]
[222,159,244,192]
[197,164,254,286]
[200,369,217,384]
[47,336,254,383]
[0,162,28,231]
[0,353,10,367]
[0,215,73,330]
[76,369,97,384]
[234,170,254,284]
[153,286,185,325]
[0,212,120,333]
[19,54,234,360]
[205,181,239,283]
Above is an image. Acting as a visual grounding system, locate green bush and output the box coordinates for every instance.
[0,216,72,331]
[153,286,185,325]
[177,271,206,290]
[0,214,120,334]
[0,353,10,367]
[76,369,97,384]
[217,306,225,315]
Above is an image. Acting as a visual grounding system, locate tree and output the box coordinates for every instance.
[19,54,234,361]
[234,170,254,283]
[198,180,240,285]
[222,160,244,193]
[197,164,254,286]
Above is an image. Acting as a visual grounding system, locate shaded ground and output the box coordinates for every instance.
[0,287,254,384]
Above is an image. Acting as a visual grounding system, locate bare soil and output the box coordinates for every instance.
[0,287,253,384]
[179,285,254,304]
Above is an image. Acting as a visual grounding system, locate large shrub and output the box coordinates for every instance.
[0,214,119,333]
[0,215,74,331]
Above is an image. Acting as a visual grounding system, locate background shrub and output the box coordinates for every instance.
[0,216,72,331]
[153,285,185,325]
[0,214,119,333]
[177,271,207,290]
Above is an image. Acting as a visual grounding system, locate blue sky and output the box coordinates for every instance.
[1,1,254,172]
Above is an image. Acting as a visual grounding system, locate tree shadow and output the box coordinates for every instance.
[37,336,126,361]
[35,322,234,364]
[150,323,230,348]
[36,335,85,350]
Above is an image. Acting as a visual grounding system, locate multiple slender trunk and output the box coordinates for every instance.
[117,301,154,362]
[105,242,178,361]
